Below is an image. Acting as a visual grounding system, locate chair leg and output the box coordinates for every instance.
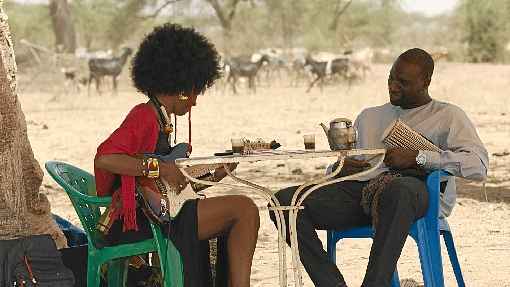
[442,230,466,287]
[391,269,401,287]
[151,222,184,287]
[327,231,338,264]
[87,259,102,287]
[164,241,184,287]
[107,258,129,287]
[415,222,445,287]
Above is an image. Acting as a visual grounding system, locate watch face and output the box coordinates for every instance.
[416,153,426,166]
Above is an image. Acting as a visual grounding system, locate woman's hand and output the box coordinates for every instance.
[159,161,188,191]
[213,163,238,180]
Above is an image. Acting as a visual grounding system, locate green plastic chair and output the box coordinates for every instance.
[45,161,184,287]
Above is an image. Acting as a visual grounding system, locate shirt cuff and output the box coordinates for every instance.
[422,150,441,170]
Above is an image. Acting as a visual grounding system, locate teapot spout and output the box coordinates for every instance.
[320,122,329,136]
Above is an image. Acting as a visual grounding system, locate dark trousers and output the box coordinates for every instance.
[269,177,429,287]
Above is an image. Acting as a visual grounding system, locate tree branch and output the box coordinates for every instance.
[139,0,184,19]
[226,0,242,23]
[205,0,242,30]
[328,0,353,31]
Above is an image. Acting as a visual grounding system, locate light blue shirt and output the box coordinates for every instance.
[347,100,488,217]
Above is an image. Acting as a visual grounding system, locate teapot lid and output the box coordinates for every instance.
[331,118,352,127]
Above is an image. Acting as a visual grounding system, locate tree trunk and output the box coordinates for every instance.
[49,0,76,53]
[328,0,353,32]
[107,0,147,49]
[0,6,67,248]
[205,0,242,53]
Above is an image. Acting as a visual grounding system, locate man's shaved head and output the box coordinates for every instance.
[388,48,434,108]
[398,48,434,81]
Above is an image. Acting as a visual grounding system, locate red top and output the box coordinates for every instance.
[94,103,159,231]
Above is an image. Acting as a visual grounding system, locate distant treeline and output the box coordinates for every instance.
[5,0,510,63]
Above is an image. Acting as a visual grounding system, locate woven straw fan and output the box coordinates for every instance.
[381,119,443,152]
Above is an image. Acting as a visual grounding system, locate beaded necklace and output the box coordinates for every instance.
[149,96,192,153]
[150,96,173,145]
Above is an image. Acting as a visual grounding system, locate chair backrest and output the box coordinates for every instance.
[45,161,105,247]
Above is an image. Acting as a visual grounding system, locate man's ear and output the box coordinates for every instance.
[422,76,431,88]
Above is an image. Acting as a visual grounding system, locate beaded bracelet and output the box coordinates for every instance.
[141,158,148,177]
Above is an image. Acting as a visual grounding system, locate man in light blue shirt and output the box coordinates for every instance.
[270,48,488,287]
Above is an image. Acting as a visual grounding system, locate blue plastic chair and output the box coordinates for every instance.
[326,170,466,287]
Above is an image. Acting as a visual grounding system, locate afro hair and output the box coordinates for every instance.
[131,23,222,97]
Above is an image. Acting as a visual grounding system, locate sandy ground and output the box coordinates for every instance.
[18,62,510,286]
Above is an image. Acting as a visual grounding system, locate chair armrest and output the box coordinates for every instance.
[426,170,450,180]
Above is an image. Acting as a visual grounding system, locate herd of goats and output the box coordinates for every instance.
[61,46,375,96]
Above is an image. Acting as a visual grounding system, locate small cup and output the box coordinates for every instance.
[231,138,244,154]
[303,134,315,150]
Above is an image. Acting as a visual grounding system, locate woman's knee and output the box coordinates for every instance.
[231,195,260,227]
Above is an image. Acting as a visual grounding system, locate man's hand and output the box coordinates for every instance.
[213,163,238,180]
[332,157,371,177]
[159,161,188,192]
[384,148,418,170]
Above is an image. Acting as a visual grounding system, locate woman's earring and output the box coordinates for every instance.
[178,94,189,101]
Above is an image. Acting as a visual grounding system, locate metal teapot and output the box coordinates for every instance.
[320,118,357,150]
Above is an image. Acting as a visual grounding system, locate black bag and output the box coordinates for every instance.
[1,234,75,287]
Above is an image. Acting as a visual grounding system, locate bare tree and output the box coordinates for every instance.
[0,5,67,248]
[107,0,183,49]
[380,0,396,46]
[140,0,183,19]
[264,0,304,47]
[107,0,147,49]
[328,0,353,32]
[49,0,77,53]
[205,0,244,40]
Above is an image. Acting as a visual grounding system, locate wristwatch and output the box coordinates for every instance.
[415,151,427,167]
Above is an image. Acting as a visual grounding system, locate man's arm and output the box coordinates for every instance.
[420,107,488,181]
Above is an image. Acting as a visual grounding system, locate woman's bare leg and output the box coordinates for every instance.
[197,195,260,287]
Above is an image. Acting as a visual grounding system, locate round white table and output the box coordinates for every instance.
[175,148,386,287]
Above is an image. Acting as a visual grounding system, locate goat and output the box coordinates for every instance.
[304,55,350,93]
[347,47,374,79]
[431,48,449,61]
[87,47,132,96]
[286,48,310,87]
[224,54,269,94]
[254,49,288,85]
[289,57,310,87]
[48,68,87,102]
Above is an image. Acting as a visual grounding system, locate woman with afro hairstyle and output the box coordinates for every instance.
[94,23,259,287]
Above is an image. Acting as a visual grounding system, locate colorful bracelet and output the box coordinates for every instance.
[141,157,159,178]
[146,157,160,178]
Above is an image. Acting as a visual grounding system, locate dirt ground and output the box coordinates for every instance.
[17,62,510,286]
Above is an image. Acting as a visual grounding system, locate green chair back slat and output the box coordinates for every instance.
[45,161,105,247]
